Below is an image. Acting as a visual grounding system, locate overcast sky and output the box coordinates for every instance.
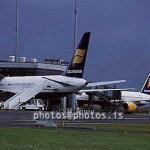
[0,0,150,89]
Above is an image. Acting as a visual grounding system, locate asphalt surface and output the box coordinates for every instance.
[0,110,35,128]
[0,110,150,128]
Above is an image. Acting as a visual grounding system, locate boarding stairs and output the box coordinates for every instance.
[4,82,43,109]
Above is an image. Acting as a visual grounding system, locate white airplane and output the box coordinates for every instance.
[77,74,150,112]
[122,74,150,112]
[0,32,91,109]
[76,80,127,101]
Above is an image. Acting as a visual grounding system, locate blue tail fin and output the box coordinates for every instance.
[141,74,150,94]
[64,32,91,78]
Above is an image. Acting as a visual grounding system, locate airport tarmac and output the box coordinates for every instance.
[0,110,150,128]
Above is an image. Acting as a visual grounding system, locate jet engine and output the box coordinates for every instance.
[122,102,137,112]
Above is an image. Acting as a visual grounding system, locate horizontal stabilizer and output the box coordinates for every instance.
[86,80,126,87]
[80,88,135,93]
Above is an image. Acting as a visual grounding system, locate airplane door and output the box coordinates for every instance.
[43,79,55,90]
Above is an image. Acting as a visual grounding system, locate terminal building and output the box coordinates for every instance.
[0,56,69,110]
[0,56,68,77]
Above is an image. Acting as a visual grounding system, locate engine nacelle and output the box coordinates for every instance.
[122,102,137,112]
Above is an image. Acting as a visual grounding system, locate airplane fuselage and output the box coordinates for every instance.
[121,91,150,103]
[76,91,150,104]
[0,75,87,96]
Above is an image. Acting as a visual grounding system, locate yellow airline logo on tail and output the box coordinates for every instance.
[73,49,85,64]
[147,78,150,89]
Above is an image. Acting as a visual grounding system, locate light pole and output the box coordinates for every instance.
[15,0,19,62]
[73,0,78,50]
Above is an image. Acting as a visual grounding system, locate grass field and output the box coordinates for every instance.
[0,124,150,150]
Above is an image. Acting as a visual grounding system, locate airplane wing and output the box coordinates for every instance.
[4,81,44,109]
[80,88,135,93]
[86,80,126,88]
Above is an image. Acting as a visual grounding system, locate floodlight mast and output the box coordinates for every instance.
[73,0,78,50]
[15,0,19,62]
